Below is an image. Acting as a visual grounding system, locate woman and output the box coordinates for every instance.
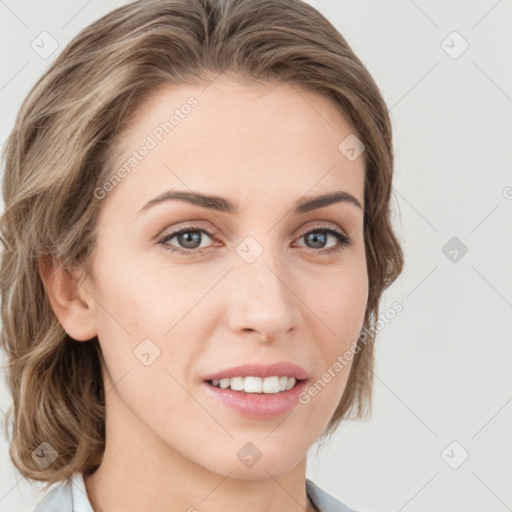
[0,0,404,511]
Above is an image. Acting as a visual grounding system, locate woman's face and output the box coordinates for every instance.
[82,77,368,479]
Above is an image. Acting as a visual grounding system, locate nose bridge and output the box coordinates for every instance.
[226,236,300,338]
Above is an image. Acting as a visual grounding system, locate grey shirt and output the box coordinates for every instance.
[33,473,359,512]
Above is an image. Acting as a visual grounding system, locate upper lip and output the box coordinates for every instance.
[203,361,309,382]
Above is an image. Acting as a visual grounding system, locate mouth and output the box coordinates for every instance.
[200,361,309,418]
[201,376,309,419]
[204,375,305,394]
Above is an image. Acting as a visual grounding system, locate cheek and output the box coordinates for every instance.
[334,277,367,338]
[89,256,167,373]
[298,269,366,424]
[91,254,211,381]
[310,263,368,346]
[93,250,182,332]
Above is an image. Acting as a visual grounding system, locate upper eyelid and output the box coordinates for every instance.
[159,221,347,238]
[159,223,349,246]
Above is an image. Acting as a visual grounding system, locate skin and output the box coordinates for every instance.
[41,76,368,512]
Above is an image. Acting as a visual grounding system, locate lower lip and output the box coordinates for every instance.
[201,379,309,419]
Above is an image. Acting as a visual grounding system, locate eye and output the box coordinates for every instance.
[157,224,352,257]
[294,226,352,254]
[157,225,216,257]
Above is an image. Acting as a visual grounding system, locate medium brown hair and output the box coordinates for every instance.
[0,0,404,488]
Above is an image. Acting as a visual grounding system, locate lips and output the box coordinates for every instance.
[201,378,310,419]
[201,362,310,419]
[202,361,309,382]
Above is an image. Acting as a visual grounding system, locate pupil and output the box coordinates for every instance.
[179,231,201,249]
[307,231,326,249]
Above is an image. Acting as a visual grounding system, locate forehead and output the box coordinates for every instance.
[102,77,365,213]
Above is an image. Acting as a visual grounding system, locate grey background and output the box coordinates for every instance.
[1,1,511,511]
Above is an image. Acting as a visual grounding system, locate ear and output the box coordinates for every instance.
[37,255,97,342]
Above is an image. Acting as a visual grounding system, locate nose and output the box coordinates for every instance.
[226,254,302,343]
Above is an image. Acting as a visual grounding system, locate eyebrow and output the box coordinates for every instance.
[136,189,363,216]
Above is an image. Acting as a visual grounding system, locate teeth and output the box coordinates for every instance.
[262,376,279,393]
[244,376,262,393]
[231,376,244,391]
[211,376,298,393]
[285,377,296,391]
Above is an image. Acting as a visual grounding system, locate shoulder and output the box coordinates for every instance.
[306,478,360,512]
[32,480,72,512]
[32,472,93,512]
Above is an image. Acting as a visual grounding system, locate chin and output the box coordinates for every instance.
[211,438,308,481]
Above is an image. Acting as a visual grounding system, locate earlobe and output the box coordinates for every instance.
[37,256,98,342]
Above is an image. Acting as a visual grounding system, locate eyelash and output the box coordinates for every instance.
[157,224,352,258]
